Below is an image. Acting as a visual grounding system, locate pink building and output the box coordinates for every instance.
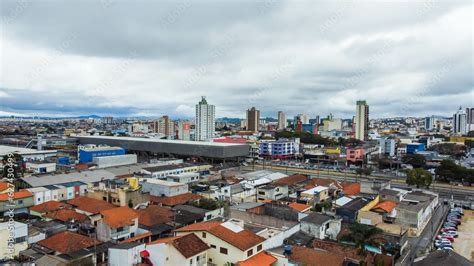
[346,146,365,164]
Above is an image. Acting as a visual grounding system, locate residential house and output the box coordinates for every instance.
[0,190,34,216]
[300,213,341,240]
[0,222,28,259]
[149,192,202,207]
[96,206,139,242]
[145,233,209,266]
[335,197,371,223]
[256,184,288,202]
[300,186,329,205]
[87,178,149,208]
[141,178,188,197]
[175,220,266,266]
[108,242,146,266]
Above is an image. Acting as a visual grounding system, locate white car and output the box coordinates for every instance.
[442,231,459,237]
[439,246,454,251]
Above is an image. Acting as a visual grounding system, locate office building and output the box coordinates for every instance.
[453,107,467,135]
[379,138,396,157]
[355,100,369,141]
[277,111,286,130]
[78,145,125,164]
[195,96,215,141]
[246,107,260,133]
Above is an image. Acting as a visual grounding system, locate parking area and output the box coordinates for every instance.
[452,210,474,262]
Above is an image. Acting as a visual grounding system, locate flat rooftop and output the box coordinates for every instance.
[76,136,250,159]
[0,145,57,156]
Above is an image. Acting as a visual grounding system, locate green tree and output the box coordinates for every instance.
[406,168,432,188]
[402,154,426,168]
[341,223,383,255]
[428,143,467,159]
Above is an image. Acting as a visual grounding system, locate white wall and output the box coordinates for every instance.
[108,243,145,266]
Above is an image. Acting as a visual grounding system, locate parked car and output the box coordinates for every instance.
[440,227,457,233]
[442,231,458,238]
[435,239,452,247]
[437,235,455,242]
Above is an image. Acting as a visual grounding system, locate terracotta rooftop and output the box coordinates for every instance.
[100,206,138,229]
[30,201,71,214]
[288,202,311,212]
[44,209,89,223]
[67,196,116,214]
[175,221,265,251]
[0,190,33,201]
[0,181,9,192]
[238,252,277,266]
[149,192,202,207]
[38,231,100,254]
[289,246,346,266]
[341,182,361,196]
[137,205,172,227]
[372,201,398,213]
[272,174,308,186]
[148,233,209,258]
[120,232,152,244]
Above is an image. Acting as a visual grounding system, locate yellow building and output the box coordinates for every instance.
[450,136,474,144]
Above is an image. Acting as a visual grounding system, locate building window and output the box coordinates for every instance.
[202,232,206,238]
[220,247,228,255]
[247,249,253,257]
[211,244,216,249]
[257,244,262,252]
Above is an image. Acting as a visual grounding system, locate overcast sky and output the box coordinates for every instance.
[0,0,472,119]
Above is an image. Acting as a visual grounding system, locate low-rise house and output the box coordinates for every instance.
[175,220,266,266]
[300,186,329,204]
[288,202,312,213]
[166,173,200,184]
[108,242,146,266]
[0,190,34,216]
[0,221,28,259]
[141,178,188,197]
[237,251,278,266]
[37,231,100,255]
[26,181,88,204]
[300,213,341,240]
[29,201,71,217]
[87,178,149,208]
[137,205,173,239]
[145,233,210,266]
[256,184,288,201]
[67,196,117,217]
[272,174,309,195]
[150,192,202,207]
[96,206,139,242]
[335,197,371,223]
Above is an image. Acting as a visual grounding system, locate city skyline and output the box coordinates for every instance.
[1,1,472,119]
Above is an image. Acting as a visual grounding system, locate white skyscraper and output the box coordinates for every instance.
[355,100,369,141]
[277,111,286,130]
[453,106,467,135]
[195,96,215,141]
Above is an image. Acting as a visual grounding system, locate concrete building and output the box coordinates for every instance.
[300,213,341,240]
[300,186,329,204]
[78,145,125,164]
[379,138,396,157]
[153,116,175,139]
[25,162,56,174]
[177,121,191,141]
[166,173,200,184]
[259,140,299,159]
[453,106,468,135]
[195,96,215,141]
[256,184,288,202]
[0,191,34,216]
[346,146,365,164]
[246,107,260,133]
[277,111,287,130]
[0,221,28,260]
[466,107,474,132]
[140,163,211,179]
[355,100,369,141]
[108,242,146,266]
[87,178,149,208]
[140,178,188,197]
[92,154,138,168]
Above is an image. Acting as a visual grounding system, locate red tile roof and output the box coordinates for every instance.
[120,232,152,244]
[289,246,346,266]
[342,182,361,196]
[238,252,277,266]
[30,201,71,214]
[148,234,209,258]
[38,231,100,254]
[288,202,311,212]
[372,201,398,213]
[0,190,33,201]
[272,174,308,186]
[137,205,172,227]
[44,209,89,223]
[0,181,9,192]
[100,206,138,229]
[175,221,265,251]
[149,192,202,207]
[304,178,342,190]
[67,197,116,214]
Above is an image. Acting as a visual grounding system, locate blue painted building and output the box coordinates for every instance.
[406,143,425,154]
[78,146,125,163]
[259,140,299,159]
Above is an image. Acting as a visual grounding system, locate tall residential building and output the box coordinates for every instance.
[177,121,191,141]
[355,100,369,141]
[466,107,474,132]
[295,113,310,124]
[453,106,467,135]
[153,116,175,138]
[195,96,215,141]
[246,107,260,133]
[277,111,287,130]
